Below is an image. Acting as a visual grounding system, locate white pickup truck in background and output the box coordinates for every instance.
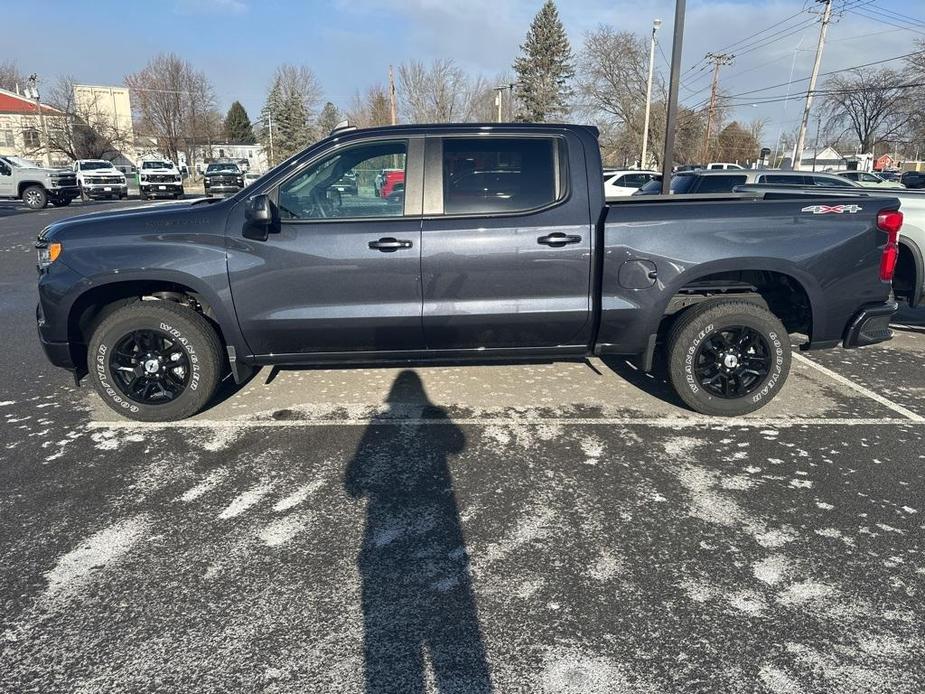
[73,160,127,200]
[138,159,184,200]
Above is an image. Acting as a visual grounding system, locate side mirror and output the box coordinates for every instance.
[243,194,273,241]
[0,163,9,176]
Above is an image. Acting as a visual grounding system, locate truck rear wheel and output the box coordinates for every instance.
[22,185,48,210]
[87,301,223,422]
[666,300,791,417]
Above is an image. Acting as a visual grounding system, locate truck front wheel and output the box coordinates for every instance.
[22,185,48,210]
[666,300,791,417]
[87,301,223,421]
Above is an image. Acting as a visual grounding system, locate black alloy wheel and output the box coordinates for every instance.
[109,328,191,404]
[693,325,770,398]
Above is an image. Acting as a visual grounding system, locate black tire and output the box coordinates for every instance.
[666,300,791,417]
[53,197,73,207]
[88,301,223,422]
[22,185,48,210]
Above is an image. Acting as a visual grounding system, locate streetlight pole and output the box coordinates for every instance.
[641,18,662,170]
[27,74,51,167]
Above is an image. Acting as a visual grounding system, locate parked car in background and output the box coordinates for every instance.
[0,155,79,210]
[73,160,128,200]
[374,168,404,197]
[243,172,261,187]
[635,169,861,195]
[138,159,184,200]
[36,122,900,422]
[706,162,744,170]
[603,170,659,198]
[203,162,245,197]
[901,171,925,189]
[878,169,902,182]
[837,171,905,189]
[332,170,358,195]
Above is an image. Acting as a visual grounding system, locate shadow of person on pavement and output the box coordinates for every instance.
[345,370,492,694]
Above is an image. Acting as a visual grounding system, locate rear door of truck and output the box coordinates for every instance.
[419,130,594,351]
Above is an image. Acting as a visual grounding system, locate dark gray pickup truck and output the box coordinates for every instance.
[36,123,901,421]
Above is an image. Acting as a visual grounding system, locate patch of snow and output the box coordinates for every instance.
[778,580,836,606]
[218,480,275,519]
[43,515,149,601]
[753,555,790,586]
[177,468,228,502]
[273,479,325,513]
[259,513,309,547]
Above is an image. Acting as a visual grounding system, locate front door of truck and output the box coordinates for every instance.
[0,159,14,197]
[227,138,425,356]
[420,134,593,350]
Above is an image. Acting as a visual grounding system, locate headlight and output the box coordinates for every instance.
[140,174,147,182]
[37,242,61,270]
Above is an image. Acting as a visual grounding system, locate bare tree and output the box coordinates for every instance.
[398,59,487,123]
[346,85,392,128]
[124,53,218,164]
[0,60,26,93]
[38,75,135,161]
[576,27,667,166]
[821,67,910,153]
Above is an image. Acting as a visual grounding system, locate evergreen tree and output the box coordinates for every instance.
[223,101,255,144]
[316,101,343,138]
[513,0,574,122]
[258,77,312,165]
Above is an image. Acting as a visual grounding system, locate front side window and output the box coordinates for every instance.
[278,140,407,220]
[442,137,563,215]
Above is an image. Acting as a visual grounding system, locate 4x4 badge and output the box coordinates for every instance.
[801,204,863,214]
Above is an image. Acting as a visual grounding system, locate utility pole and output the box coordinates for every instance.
[388,65,397,125]
[700,53,734,164]
[793,0,833,171]
[661,0,686,195]
[641,18,662,169]
[267,110,274,166]
[494,86,506,121]
[812,111,822,172]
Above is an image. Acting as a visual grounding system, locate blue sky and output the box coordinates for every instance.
[4,0,923,137]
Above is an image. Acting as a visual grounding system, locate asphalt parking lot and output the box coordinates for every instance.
[1,200,924,693]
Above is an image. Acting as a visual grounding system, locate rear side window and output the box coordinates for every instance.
[442,137,563,215]
[758,174,810,185]
[693,175,747,193]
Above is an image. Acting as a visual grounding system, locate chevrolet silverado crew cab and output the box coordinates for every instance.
[0,155,80,209]
[36,123,901,422]
[203,161,245,197]
[73,159,128,200]
[138,159,184,200]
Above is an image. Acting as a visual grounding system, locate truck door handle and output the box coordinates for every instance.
[537,232,582,247]
[368,237,413,252]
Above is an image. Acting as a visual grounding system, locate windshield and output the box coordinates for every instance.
[4,156,38,168]
[81,161,113,170]
[206,163,240,173]
[142,161,172,170]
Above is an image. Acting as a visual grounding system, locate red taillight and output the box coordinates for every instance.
[877,209,903,281]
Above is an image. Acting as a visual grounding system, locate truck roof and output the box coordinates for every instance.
[326,122,601,139]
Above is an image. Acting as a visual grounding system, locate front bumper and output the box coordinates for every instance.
[843,300,898,348]
[36,302,75,369]
[48,185,80,198]
[140,182,183,196]
[83,182,127,196]
[205,184,242,195]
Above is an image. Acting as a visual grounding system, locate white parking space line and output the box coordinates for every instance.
[87,416,920,430]
[793,352,925,422]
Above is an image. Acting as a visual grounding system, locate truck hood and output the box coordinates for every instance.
[140,168,178,175]
[80,167,122,176]
[38,198,220,242]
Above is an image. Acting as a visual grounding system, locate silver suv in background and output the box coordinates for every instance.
[635,169,861,195]
[0,155,80,209]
